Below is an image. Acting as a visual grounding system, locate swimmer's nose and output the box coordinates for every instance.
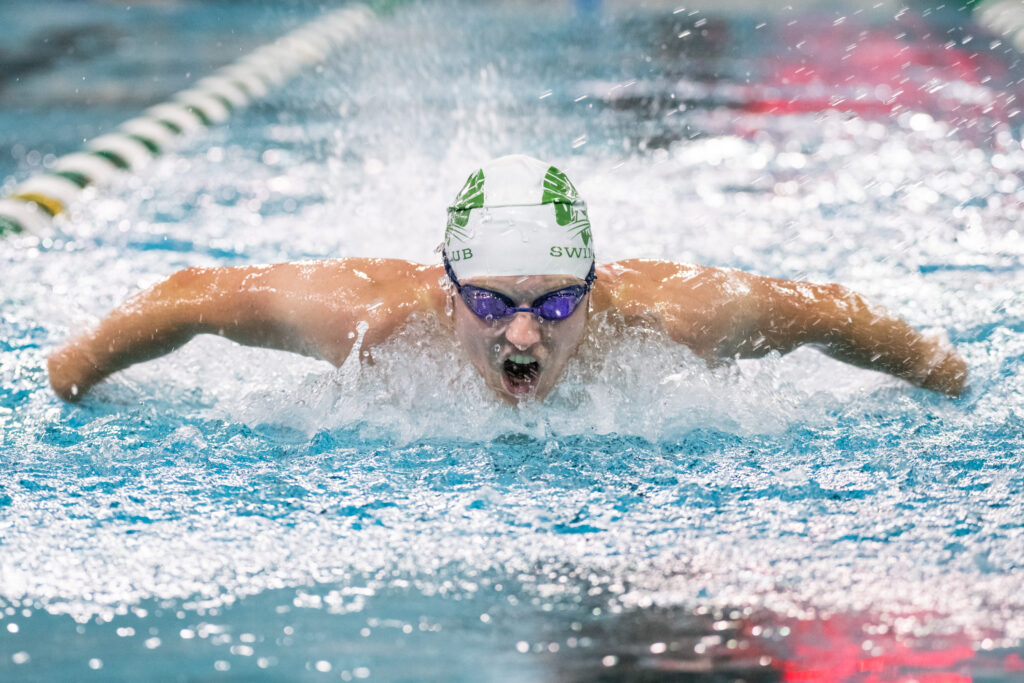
[505,311,541,350]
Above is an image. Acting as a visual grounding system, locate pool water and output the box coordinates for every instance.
[2,0,1024,680]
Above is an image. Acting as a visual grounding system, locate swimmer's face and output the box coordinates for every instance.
[452,274,590,402]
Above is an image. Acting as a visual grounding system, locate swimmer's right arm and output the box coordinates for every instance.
[47,258,445,402]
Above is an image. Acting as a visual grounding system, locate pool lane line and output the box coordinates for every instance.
[0,3,378,238]
[976,0,1024,53]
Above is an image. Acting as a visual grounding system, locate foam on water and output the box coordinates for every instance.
[2,0,1024,678]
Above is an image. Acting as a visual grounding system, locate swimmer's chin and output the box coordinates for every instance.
[499,379,540,404]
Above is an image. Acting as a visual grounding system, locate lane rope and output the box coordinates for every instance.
[0,3,376,237]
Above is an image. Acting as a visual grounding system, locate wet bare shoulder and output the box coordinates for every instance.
[253,258,444,312]
[594,259,717,315]
[239,258,445,363]
[595,259,762,358]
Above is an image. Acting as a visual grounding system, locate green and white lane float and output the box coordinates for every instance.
[0,3,377,237]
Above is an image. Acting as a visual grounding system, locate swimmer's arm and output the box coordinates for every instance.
[726,276,968,396]
[614,260,967,396]
[47,259,443,402]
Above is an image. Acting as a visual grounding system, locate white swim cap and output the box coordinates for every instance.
[443,154,595,282]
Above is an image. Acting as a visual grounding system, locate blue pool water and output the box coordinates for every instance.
[2,0,1024,680]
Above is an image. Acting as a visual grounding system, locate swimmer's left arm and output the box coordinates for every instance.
[614,261,968,396]
[723,274,968,396]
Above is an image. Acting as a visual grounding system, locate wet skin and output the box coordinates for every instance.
[47,257,969,402]
[450,274,590,402]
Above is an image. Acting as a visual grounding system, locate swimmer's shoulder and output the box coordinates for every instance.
[593,259,719,314]
[316,257,446,314]
[242,258,445,317]
[593,260,762,355]
[313,257,441,279]
[597,258,712,282]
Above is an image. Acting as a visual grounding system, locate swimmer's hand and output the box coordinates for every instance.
[46,266,212,403]
[904,334,969,397]
[47,299,196,404]
[48,340,107,403]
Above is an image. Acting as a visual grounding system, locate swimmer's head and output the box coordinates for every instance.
[442,154,595,282]
[442,155,596,402]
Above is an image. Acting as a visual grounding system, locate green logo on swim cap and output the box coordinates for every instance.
[542,166,591,247]
[445,169,484,244]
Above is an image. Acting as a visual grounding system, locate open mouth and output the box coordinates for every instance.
[501,354,540,395]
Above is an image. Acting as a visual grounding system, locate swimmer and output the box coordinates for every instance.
[47,154,968,403]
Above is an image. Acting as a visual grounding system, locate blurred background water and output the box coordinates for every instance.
[2,0,1024,680]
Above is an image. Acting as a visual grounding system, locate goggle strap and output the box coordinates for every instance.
[443,254,463,293]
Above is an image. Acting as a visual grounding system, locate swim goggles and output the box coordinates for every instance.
[443,255,596,322]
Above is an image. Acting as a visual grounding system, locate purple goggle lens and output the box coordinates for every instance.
[460,285,587,321]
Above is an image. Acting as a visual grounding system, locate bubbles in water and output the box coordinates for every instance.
[2,1,1024,675]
